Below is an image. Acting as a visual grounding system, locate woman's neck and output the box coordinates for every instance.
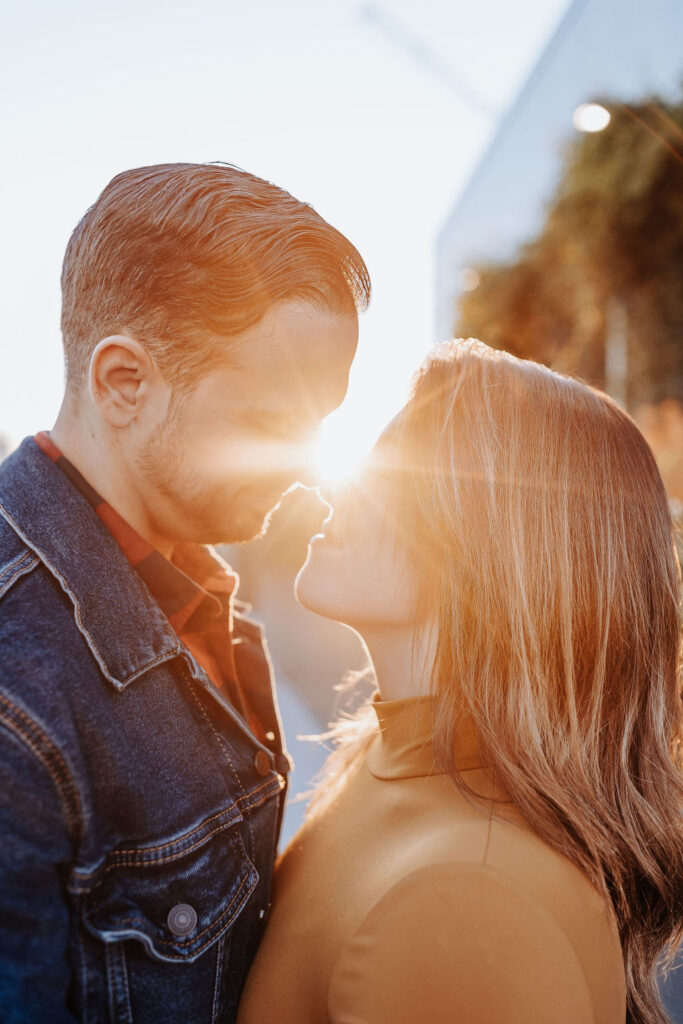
[359,623,436,702]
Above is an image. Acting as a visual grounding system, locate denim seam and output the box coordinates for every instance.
[75,914,90,1024]
[0,715,78,839]
[74,807,241,870]
[211,932,226,1024]
[79,820,242,875]
[105,943,132,1024]
[184,665,259,865]
[105,943,116,1022]
[0,503,116,683]
[71,778,277,884]
[81,785,276,878]
[239,780,283,816]
[87,862,255,953]
[0,695,82,842]
[179,647,284,867]
[185,675,248,803]
[0,550,39,598]
[120,944,133,1024]
[0,502,180,689]
[0,548,32,577]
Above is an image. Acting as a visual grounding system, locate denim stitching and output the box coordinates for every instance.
[112,774,273,854]
[0,717,77,836]
[74,805,240,871]
[87,862,255,952]
[105,943,117,1023]
[0,550,39,598]
[0,548,33,578]
[75,916,90,1024]
[0,693,80,806]
[135,876,255,963]
[88,890,257,968]
[92,873,246,946]
[119,944,133,1024]
[0,699,81,842]
[80,784,279,879]
[211,932,226,1024]
[185,673,248,803]
[105,944,132,1024]
[80,823,243,875]
[71,777,278,886]
[0,503,180,688]
[240,781,283,816]
[0,504,116,682]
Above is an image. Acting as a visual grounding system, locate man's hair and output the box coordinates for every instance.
[60,162,371,391]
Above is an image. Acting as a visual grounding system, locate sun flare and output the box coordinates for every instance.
[311,417,373,486]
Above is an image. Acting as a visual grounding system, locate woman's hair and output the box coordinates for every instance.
[313,339,683,1024]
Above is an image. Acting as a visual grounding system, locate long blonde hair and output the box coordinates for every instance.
[313,339,682,1024]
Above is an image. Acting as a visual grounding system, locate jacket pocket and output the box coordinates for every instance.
[75,808,258,964]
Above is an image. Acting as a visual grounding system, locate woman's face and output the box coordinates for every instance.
[295,420,423,632]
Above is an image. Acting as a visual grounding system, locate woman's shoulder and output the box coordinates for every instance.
[406,789,624,994]
[402,768,619,932]
[328,858,626,1024]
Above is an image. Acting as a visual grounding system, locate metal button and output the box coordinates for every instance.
[254,749,272,777]
[167,903,197,937]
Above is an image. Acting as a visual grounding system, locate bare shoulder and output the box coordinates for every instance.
[328,860,625,1024]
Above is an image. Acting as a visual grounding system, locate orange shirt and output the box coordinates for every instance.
[238,693,626,1023]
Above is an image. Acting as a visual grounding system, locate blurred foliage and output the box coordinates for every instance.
[456,94,683,406]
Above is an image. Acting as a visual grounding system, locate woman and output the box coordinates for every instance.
[238,340,682,1024]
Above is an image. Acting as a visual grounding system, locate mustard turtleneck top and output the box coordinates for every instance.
[237,694,626,1024]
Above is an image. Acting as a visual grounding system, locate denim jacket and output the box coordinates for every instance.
[0,438,290,1024]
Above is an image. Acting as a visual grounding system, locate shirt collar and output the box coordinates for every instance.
[33,431,238,636]
[0,438,182,690]
[366,691,485,780]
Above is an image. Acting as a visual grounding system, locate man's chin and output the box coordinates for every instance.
[203,501,281,546]
[227,512,274,545]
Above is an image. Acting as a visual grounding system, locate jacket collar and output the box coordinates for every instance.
[366,691,485,780]
[0,437,182,690]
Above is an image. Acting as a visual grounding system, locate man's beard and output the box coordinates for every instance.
[137,415,286,546]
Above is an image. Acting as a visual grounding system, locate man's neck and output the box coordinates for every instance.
[50,403,176,560]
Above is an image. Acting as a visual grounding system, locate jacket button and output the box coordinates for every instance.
[167,903,198,937]
[254,749,272,777]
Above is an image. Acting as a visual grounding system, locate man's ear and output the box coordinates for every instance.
[88,335,163,427]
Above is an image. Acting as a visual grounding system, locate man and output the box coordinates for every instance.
[0,162,369,1023]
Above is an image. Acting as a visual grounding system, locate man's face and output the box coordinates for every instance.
[135,300,359,545]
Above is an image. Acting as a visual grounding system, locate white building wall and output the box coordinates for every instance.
[436,0,683,340]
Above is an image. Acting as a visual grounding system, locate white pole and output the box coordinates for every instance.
[605,297,628,408]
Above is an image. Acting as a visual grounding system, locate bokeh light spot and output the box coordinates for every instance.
[573,102,611,133]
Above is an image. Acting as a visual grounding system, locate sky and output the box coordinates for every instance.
[0,0,570,470]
